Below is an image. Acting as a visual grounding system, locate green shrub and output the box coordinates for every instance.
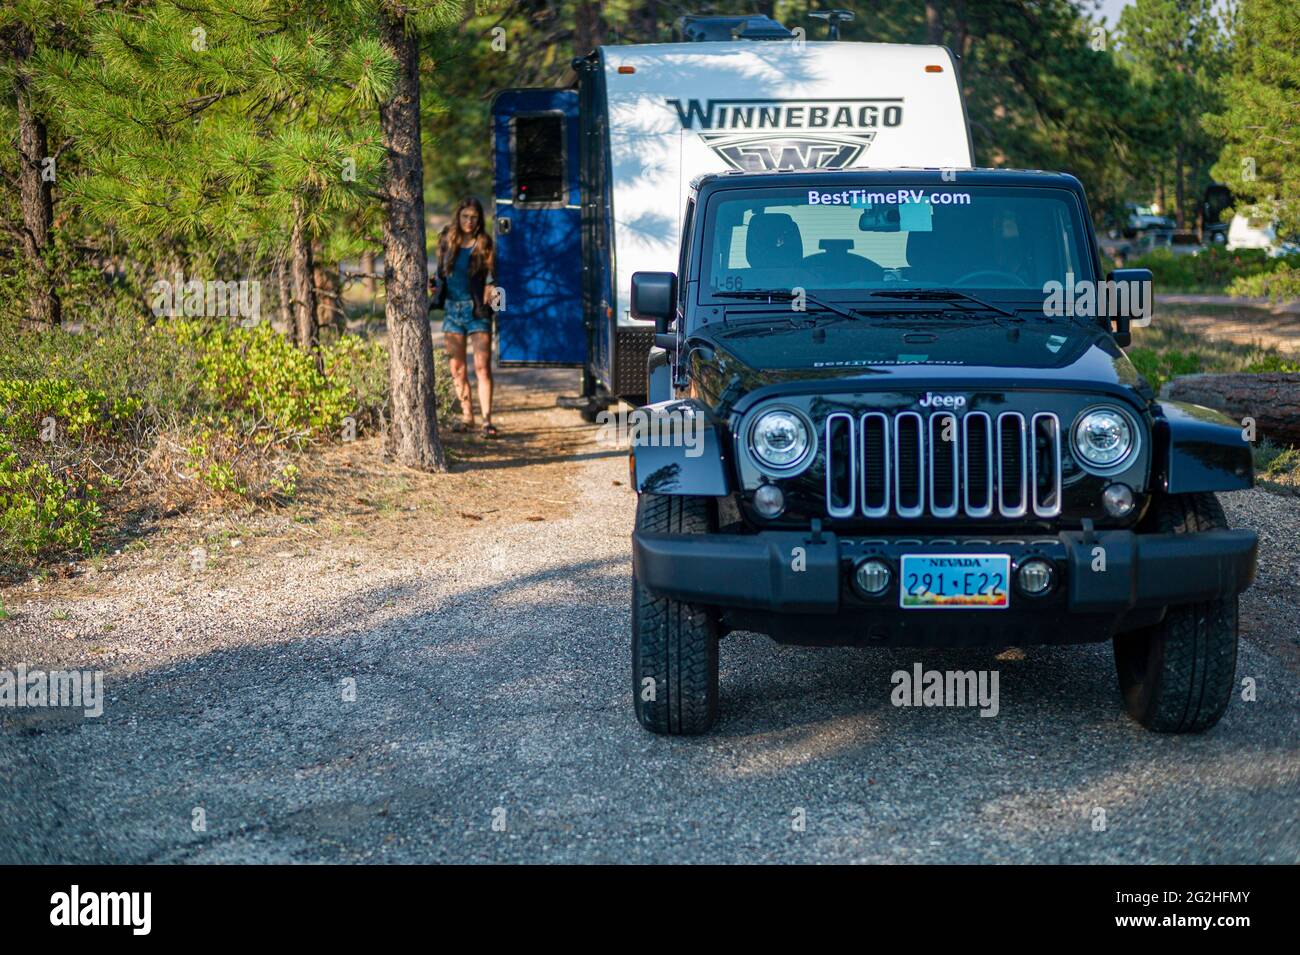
[1126,347,1204,393]
[1242,352,1300,374]
[1263,447,1300,479]
[0,310,405,569]
[0,272,483,570]
[1252,438,1300,490]
[0,435,104,563]
[0,377,141,443]
[0,310,202,426]
[169,320,355,444]
[1228,264,1300,303]
[0,378,132,566]
[323,332,391,436]
[1127,246,1300,294]
[432,346,459,422]
[1127,317,1300,393]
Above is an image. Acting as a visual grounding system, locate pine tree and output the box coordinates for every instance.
[1117,0,1228,228]
[40,1,392,357]
[1206,0,1300,236]
[38,0,465,470]
[0,1,93,327]
[366,0,462,472]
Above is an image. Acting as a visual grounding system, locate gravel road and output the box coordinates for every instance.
[1,367,1297,864]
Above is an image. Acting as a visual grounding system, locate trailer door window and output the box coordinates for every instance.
[513,114,565,205]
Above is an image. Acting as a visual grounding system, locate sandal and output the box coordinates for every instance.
[449,419,473,433]
[481,422,499,438]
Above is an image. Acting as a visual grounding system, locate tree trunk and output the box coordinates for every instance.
[1174,143,1186,230]
[290,198,320,365]
[634,1,659,42]
[925,1,945,46]
[361,249,377,299]
[378,11,446,472]
[314,261,343,337]
[575,2,604,57]
[1161,373,1300,446]
[277,260,292,331]
[10,26,61,327]
[954,0,970,62]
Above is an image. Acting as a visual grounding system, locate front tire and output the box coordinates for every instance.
[631,493,719,735]
[1113,492,1239,732]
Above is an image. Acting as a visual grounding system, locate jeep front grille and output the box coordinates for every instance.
[824,410,1061,520]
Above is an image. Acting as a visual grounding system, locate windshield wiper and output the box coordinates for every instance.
[712,289,866,323]
[868,287,1017,318]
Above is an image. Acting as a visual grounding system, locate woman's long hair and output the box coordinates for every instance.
[438,196,494,280]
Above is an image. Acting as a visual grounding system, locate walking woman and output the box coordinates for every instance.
[432,197,498,437]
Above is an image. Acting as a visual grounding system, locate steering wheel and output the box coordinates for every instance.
[952,270,1029,288]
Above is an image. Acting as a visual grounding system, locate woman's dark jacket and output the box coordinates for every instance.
[432,230,495,319]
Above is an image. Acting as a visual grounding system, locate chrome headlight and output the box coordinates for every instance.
[1072,407,1136,469]
[749,409,812,471]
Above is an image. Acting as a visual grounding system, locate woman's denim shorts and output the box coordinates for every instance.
[442,299,491,336]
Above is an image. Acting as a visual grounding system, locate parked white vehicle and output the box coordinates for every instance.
[1226,213,1300,256]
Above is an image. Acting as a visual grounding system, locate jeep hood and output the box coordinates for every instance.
[692,317,1150,410]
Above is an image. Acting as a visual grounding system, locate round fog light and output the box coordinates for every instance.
[854,558,892,597]
[1017,558,1055,595]
[753,483,785,518]
[1102,483,1135,517]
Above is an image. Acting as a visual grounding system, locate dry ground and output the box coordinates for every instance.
[1,339,1296,864]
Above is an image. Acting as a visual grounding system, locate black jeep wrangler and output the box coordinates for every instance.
[627,168,1258,735]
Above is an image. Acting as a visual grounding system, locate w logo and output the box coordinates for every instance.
[699,132,875,171]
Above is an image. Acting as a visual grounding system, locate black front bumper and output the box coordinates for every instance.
[632,526,1258,647]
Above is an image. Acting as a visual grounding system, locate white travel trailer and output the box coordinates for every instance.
[489,14,974,415]
[1226,212,1300,256]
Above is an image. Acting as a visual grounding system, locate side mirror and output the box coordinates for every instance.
[631,271,677,333]
[1105,267,1153,348]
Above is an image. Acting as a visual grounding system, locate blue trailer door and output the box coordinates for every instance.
[491,88,585,365]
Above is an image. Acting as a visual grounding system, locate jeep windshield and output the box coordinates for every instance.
[699,183,1094,306]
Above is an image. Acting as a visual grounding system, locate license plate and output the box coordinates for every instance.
[899,554,1011,609]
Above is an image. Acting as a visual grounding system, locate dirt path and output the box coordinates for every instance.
[1,366,1296,864]
[1159,294,1300,315]
[1155,299,1300,356]
[0,365,609,675]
